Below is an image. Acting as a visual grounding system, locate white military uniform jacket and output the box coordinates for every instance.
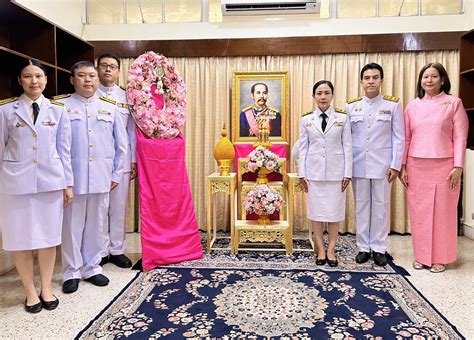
[0,95,73,195]
[345,95,405,179]
[56,93,127,195]
[299,106,352,181]
[96,84,136,172]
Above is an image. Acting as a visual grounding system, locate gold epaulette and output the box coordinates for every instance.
[242,105,253,112]
[0,97,18,106]
[117,102,129,109]
[383,95,399,102]
[302,111,312,117]
[335,107,347,114]
[347,97,363,104]
[99,96,117,105]
[50,100,64,107]
[53,94,72,100]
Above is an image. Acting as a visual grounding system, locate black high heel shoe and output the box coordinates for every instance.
[327,257,338,267]
[327,251,338,267]
[315,257,327,266]
[24,298,42,313]
[39,294,59,310]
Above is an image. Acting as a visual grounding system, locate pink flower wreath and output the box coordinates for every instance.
[127,51,186,139]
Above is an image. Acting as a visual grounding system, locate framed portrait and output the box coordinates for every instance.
[232,71,289,143]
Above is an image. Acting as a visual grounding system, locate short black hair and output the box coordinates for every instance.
[416,62,451,98]
[360,63,384,80]
[97,53,121,69]
[70,61,95,76]
[19,59,47,76]
[312,80,334,96]
[251,82,268,94]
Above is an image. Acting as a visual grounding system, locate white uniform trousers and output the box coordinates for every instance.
[352,177,392,253]
[62,193,109,281]
[101,171,131,256]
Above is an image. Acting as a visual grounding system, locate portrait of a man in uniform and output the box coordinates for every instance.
[239,82,282,137]
[232,71,289,143]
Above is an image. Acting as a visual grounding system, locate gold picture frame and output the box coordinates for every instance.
[231,71,289,143]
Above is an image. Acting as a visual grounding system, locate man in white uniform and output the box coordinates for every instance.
[345,63,405,266]
[96,53,136,268]
[56,61,127,293]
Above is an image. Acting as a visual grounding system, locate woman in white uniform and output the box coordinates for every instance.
[299,80,352,267]
[0,60,73,313]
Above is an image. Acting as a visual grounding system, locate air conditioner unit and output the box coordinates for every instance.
[221,0,321,16]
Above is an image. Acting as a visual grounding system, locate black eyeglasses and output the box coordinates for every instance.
[98,63,119,71]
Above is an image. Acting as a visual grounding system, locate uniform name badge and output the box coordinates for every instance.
[379,109,391,115]
[41,120,56,126]
[98,110,111,115]
[334,121,344,126]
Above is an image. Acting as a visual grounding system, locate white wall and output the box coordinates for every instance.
[83,12,473,41]
[15,0,84,38]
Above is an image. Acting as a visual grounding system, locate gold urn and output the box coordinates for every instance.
[213,123,235,176]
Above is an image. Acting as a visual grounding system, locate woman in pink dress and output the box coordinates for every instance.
[400,63,468,273]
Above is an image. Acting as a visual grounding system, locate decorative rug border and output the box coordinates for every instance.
[75,272,142,340]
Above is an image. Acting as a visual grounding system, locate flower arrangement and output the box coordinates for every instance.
[246,146,282,173]
[244,184,284,216]
[127,51,186,139]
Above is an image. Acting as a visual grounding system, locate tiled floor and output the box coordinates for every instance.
[0,234,472,339]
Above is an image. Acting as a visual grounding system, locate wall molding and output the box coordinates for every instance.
[91,32,463,58]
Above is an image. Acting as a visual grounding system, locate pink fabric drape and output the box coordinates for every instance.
[136,129,203,270]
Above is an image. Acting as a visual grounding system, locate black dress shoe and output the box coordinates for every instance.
[373,252,388,266]
[24,299,42,313]
[62,279,80,294]
[99,256,109,266]
[39,294,59,310]
[315,257,327,266]
[85,274,109,286]
[109,254,132,268]
[355,251,371,264]
[327,257,338,267]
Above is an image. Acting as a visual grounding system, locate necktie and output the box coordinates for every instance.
[321,113,328,132]
[32,102,39,124]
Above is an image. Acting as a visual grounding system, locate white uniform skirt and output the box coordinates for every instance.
[0,190,63,251]
[307,180,345,222]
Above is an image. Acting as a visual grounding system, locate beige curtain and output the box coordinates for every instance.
[118,50,459,234]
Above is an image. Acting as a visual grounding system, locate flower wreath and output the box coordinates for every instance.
[127,51,186,139]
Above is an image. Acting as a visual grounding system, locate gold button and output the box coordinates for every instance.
[369,113,372,116]
[89,144,93,148]
[88,128,92,133]
[322,155,326,158]
[366,149,369,152]
[33,159,37,164]
[367,125,371,128]
[32,133,37,137]
[366,137,370,140]
[32,146,37,150]
[88,115,91,118]
[89,157,93,162]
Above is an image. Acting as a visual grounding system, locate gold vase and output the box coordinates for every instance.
[257,213,270,225]
[256,167,272,184]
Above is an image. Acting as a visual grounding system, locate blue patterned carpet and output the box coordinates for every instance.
[76,236,464,339]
